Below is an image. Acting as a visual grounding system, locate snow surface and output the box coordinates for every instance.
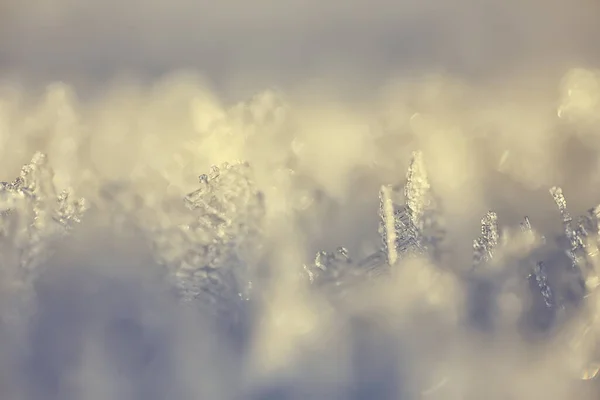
[2,1,600,398]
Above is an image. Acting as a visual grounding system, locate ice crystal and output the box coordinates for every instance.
[520,215,532,232]
[303,246,388,306]
[378,151,445,266]
[305,149,600,346]
[0,153,86,273]
[0,153,86,319]
[306,247,353,284]
[378,184,399,265]
[151,161,265,323]
[135,146,600,386]
[530,262,554,309]
[472,211,500,268]
[377,184,423,264]
[550,186,590,274]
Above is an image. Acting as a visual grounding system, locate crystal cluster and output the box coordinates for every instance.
[473,211,500,269]
[5,144,600,389]
[544,188,600,380]
[20,140,591,384]
[377,151,445,266]
[150,162,265,324]
[0,152,86,316]
[551,186,589,275]
[296,149,600,382]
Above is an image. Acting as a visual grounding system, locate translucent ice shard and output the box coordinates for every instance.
[530,261,554,309]
[472,211,500,268]
[303,246,383,304]
[550,186,590,274]
[516,216,555,309]
[378,151,445,265]
[378,185,399,265]
[377,185,426,264]
[404,151,430,227]
[520,215,532,232]
[580,206,600,291]
[305,247,353,286]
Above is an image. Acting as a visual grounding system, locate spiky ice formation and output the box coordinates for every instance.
[378,185,399,265]
[0,152,86,319]
[154,148,600,386]
[0,153,86,273]
[515,216,555,310]
[310,152,592,337]
[550,186,590,274]
[404,151,430,227]
[151,162,265,322]
[378,151,445,266]
[533,262,554,309]
[304,247,352,284]
[472,211,500,269]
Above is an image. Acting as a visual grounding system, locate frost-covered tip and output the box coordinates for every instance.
[378,151,445,264]
[550,187,570,222]
[404,150,431,226]
[550,186,588,272]
[0,152,86,228]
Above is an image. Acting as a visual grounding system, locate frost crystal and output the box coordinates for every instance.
[0,152,85,316]
[530,262,554,309]
[472,211,500,268]
[54,189,86,230]
[142,145,600,385]
[378,151,445,266]
[515,216,554,309]
[309,151,447,305]
[303,246,386,304]
[152,162,264,322]
[520,215,532,232]
[404,151,430,227]
[306,247,353,284]
[378,185,399,265]
[550,186,589,274]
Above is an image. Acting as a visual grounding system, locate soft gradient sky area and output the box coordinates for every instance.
[1,0,600,94]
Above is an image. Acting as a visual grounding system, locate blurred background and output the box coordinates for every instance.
[2,0,600,96]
